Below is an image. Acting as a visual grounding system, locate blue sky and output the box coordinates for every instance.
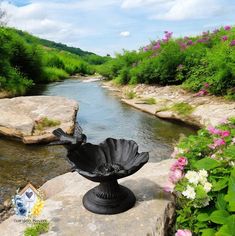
[1,0,235,55]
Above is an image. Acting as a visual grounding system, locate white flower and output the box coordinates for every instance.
[198,169,208,178]
[203,182,212,193]
[182,185,196,200]
[198,169,208,184]
[185,171,200,185]
[232,137,235,144]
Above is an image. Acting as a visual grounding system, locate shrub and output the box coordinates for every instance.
[35,117,61,131]
[124,90,136,99]
[166,118,235,235]
[141,97,156,104]
[171,102,194,116]
[24,221,50,236]
[43,67,69,82]
[99,26,235,98]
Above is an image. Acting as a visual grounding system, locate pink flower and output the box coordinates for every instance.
[220,130,230,137]
[194,89,208,96]
[224,25,231,31]
[170,157,188,171]
[164,182,175,193]
[165,31,173,39]
[169,169,183,183]
[143,47,148,51]
[219,118,228,124]
[214,138,226,147]
[210,154,216,159]
[175,229,192,236]
[187,40,193,45]
[221,35,228,41]
[197,38,209,43]
[230,40,235,46]
[162,38,169,43]
[208,126,221,135]
[177,157,188,167]
[204,82,210,88]
[153,42,161,50]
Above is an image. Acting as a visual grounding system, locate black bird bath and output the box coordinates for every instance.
[52,128,149,214]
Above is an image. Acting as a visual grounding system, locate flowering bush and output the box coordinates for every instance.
[99,25,235,98]
[166,118,235,235]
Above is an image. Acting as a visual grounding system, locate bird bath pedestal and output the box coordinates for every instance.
[67,138,149,215]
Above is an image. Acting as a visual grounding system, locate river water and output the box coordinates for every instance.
[0,78,196,204]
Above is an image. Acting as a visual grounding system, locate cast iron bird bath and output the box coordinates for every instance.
[53,127,149,214]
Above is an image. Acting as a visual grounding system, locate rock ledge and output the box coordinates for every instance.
[0,160,175,236]
[0,96,78,143]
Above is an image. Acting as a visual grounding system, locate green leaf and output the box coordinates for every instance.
[215,215,235,236]
[216,225,231,236]
[223,146,235,160]
[224,168,235,212]
[216,194,227,210]
[194,158,220,170]
[213,179,228,192]
[197,213,210,222]
[227,215,235,234]
[210,210,230,224]
[196,185,207,199]
[201,228,216,236]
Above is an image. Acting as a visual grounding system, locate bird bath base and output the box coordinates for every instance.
[83,180,136,214]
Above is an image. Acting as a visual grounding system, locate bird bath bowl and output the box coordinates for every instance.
[68,138,149,214]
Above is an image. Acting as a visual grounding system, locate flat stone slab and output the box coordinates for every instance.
[0,96,78,143]
[0,159,175,236]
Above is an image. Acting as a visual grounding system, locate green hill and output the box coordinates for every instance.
[13,29,94,57]
[0,27,108,96]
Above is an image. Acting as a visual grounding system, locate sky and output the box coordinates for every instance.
[1,0,235,56]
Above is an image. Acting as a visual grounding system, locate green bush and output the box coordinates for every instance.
[43,67,69,82]
[0,27,103,95]
[99,26,235,98]
[167,118,235,235]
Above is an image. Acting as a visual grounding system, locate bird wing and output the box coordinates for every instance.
[52,128,76,144]
[74,122,83,138]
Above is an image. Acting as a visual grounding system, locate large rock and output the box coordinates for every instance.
[0,159,175,236]
[0,96,78,143]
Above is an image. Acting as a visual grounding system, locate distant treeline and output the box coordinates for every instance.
[0,27,109,95]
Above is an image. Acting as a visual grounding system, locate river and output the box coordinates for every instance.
[0,78,196,204]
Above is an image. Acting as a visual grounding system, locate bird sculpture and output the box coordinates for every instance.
[52,122,87,170]
[52,122,87,148]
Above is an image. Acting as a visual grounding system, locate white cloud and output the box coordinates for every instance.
[1,1,95,42]
[153,0,222,20]
[120,31,130,37]
[121,0,223,21]
[121,0,170,9]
